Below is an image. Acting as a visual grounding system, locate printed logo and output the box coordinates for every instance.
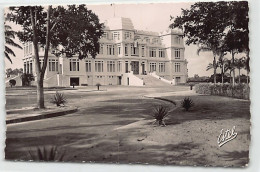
[217,126,238,147]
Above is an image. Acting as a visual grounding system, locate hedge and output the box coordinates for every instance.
[195,83,250,100]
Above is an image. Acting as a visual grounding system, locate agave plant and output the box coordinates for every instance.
[50,92,67,107]
[181,97,194,111]
[152,105,169,126]
[28,146,65,161]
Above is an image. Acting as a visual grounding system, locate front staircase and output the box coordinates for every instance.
[136,75,172,87]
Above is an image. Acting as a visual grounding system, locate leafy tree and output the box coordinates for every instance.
[222,1,249,86]
[171,2,230,84]
[4,24,22,64]
[170,1,249,85]
[8,5,104,108]
[6,68,23,77]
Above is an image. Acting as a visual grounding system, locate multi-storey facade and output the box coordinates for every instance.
[23,17,188,87]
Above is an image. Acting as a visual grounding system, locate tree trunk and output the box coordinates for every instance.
[231,50,235,86]
[247,71,249,84]
[213,56,217,85]
[221,65,224,84]
[238,68,241,84]
[36,75,44,108]
[230,71,232,84]
[30,6,52,109]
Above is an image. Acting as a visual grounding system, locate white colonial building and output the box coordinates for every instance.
[22,17,188,87]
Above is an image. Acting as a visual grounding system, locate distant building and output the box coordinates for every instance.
[22,17,188,87]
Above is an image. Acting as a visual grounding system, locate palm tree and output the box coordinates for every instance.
[235,57,246,84]
[224,59,235,84]
[197,46,218,84]
[218,56,228,84]
[198,45,226,84]
[4,24,22,63]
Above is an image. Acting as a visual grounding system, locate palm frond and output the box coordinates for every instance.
[5,46,16,57]
[4,52,12,63]
[206,63,214,71]
[5,39,22,49]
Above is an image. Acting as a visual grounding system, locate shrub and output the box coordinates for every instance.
[9,79,16,87]
[20,73,34,86]
[152,105,169,126]
[181,97,194,111]
[195,83,250,100]
[50,92,67,107]
[28,146,65,161]
[96,83,101,90]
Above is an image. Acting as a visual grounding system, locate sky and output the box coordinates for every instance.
[4,2,247,77]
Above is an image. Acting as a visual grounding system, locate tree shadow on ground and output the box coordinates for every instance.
[220,150,249,166]
[5,132,97,160]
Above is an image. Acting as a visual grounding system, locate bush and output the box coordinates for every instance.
[96,83,101,90]
[181,97,194,111]
[20,73,34,86]
[195,83,250,100]
[50,92,67,107]
[9,79,16,87]
[152,105,169,126]
[28,146,65,161]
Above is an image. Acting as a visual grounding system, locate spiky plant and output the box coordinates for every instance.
[50,92,67,107]
[28,146,65,161]
[152,105,169,126]
[181,97,194,111]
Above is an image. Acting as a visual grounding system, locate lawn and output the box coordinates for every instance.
[5,86,250,167]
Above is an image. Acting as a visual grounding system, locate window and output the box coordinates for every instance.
[142,46,145,57]
[49,59,59,72]
[125,32,132,39]
[29,61,33,74]
[107,45,115,55]
[149,48,156,57]
[102,32,108,39]
[95,61,104,72]
[29,44,32,54]
[175,49,181,59]
[149,62,156,72]
[131,44,138,56]
[159,49,165,58]
[112,32,120,40]
[117,61,122,72]
[23,62,26,73]
[117,44,121,55]
[152,38,159,44]
[145,37,150,43]
[125,44,128,56]
[99,44,103,54]
[159,62,165,73]
[175,36,181,44]
[70,59,79,71]
[27,63,29,73]
[85,60,91,72]
[175,63,181,72]
[107,61,115,72]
